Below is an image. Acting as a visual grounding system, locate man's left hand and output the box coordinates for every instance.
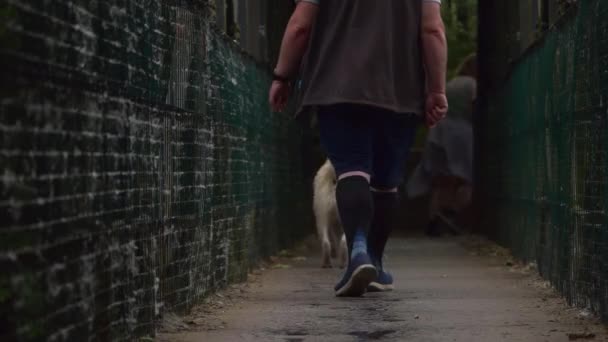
[269,80,291,112]
[425,92,448,127]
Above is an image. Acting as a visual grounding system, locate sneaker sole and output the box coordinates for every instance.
[367,282,394,292]
[335,264,377,297]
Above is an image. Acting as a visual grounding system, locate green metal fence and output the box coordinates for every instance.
[478,0,608,320]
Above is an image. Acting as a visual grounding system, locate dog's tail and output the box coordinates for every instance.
[313,159,336,190]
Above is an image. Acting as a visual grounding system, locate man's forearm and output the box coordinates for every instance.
[422,28,447,94]
[274,22,312,78]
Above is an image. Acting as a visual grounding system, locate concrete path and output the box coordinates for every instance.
[158,237,608,342]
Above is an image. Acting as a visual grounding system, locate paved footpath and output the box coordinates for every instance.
[158,237,608,342]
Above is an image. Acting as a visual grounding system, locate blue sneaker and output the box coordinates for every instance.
[334,252,377,297]
[367,269,394,292]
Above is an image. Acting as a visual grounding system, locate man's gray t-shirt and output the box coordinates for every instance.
[295,0,441,116]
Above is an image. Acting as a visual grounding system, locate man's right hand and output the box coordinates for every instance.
[425,92,448,127]
[269,80,291,112]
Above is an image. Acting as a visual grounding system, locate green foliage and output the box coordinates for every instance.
[442,0,477,78]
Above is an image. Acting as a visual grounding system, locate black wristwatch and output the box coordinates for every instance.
[272,71,290,83]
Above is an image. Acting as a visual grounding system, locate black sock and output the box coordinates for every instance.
[335,176,373,258]
[368,191,399,269]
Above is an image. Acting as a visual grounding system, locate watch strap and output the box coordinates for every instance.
[272,71,290,83]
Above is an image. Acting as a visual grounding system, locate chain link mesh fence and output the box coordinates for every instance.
[478,0,608,320]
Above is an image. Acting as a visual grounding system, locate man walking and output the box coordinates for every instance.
[269,0,448,297]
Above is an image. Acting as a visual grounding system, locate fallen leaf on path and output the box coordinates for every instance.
[577,310,592,319]
[271,263,291,269]
[567,332,596,340]
[188,318,207,326]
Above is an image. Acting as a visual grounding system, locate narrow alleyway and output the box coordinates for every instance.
[157,237,608,342]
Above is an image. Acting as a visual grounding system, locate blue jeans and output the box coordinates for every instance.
[317,103,421,189]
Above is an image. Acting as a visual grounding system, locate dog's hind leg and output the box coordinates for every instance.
[317,216,333,268]
[320,231,333,268]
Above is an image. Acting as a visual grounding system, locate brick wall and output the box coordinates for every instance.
[0,1,315,340]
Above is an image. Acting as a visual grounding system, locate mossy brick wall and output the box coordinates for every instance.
[0,1,314,340]
[478,0,608,321]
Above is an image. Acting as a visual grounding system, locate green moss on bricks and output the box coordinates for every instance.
[10,274,47,340]
[0,5,20,50]
[21,321,46,340]
[0,276,12,304]
[0,231,41,252]
[16,274,46,316]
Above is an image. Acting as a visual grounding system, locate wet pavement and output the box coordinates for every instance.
[158,237,608,342]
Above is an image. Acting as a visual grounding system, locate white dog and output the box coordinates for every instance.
[313,160,348,268]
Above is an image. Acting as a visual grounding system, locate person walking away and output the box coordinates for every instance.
[269,0,448,297]
[406,54,477,237]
